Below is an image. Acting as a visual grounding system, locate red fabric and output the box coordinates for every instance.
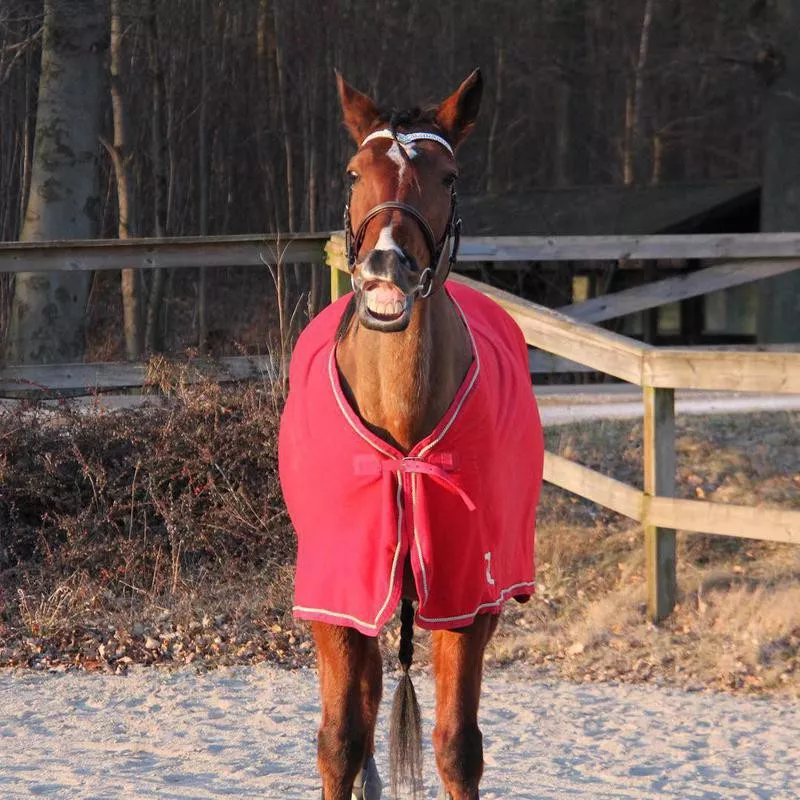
[279,282,544,636]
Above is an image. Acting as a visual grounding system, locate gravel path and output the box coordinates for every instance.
[1,664,798,799]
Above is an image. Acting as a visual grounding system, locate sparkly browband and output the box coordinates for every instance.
[360,129,454,158]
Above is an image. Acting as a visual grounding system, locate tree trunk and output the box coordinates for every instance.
[758,0,800,343]
[486,40,504,194]
[197,0,209,352]
[273,1,294,235]
[554,77,570,188]
[271,1,293,315]
[144,0,168,353]
[623,0,655,186]
[106,0,142,360]
[6,0,106,365]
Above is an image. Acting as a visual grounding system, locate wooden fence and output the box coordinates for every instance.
[2,231,800,621]
[325,231,800,622]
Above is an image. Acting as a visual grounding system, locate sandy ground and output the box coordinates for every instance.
[533,387,800,426]
[1,663,799,799]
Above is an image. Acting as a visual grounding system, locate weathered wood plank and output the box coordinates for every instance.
[528,351,596,373]
[643,387,677,622]
[0,233,329,273]
[543,451,644,521]
[0,356,277,395]
[545,448,800,544]
[647,496,800,544]
[643,349,800,393]
[453,273,648,384]
[560,259,800,323]
[9,231,800,274]
[455,232,800,262]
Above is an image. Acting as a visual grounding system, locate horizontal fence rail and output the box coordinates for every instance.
[543,452,800,544]
[2,230,800,622]
[450,232,800,261]
[453,274,800,393]
[0,356,277,395]
[0,233,330,272]
[8,230,800,273]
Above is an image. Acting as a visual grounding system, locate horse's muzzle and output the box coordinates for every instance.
[354,249,419,332]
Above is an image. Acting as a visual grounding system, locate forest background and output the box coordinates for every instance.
[0,0,798,360]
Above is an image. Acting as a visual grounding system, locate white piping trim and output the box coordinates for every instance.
[361,129,454,158]
[416,581,536,625]
[292,606,380,632]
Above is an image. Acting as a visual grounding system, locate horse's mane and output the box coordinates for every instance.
[335,295,357,341]
[377,106,439,134]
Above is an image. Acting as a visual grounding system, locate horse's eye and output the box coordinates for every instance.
[347,170,360,184]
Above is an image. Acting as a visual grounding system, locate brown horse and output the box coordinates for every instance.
[278,69,543,799]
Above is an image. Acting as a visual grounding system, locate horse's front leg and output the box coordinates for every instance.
[312,621,383,800]
[431,614,498,800]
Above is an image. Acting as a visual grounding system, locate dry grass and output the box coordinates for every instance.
[487,412,800,694]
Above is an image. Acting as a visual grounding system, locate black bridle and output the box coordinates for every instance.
[343,131,462,298]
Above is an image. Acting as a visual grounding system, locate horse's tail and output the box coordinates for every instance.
[388,599,423,799]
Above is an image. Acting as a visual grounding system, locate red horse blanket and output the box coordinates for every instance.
[279,282,543,636]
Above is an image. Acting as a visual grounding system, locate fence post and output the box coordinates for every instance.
[643,386,676,622]
[325,233,351,303]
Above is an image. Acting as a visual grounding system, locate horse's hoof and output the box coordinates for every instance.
[352,755,382,800]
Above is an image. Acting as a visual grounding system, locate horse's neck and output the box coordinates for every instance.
[337,292,472,453]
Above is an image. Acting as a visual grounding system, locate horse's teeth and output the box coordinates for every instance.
[366,295,404,316]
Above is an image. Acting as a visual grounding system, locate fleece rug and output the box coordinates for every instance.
[279,281,543,635]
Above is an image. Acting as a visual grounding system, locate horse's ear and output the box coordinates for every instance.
[435,68,483,150]
[336,71,380,144]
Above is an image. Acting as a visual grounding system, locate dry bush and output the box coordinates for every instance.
[0,371,296,665]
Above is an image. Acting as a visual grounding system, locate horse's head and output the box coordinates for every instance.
[337,70,482,332]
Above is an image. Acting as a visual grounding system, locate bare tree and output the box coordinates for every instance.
[144,0,168,353]
[0,0,781,358]
[623,0,655,185]
[197,0,210,351]
[103,0,142,360]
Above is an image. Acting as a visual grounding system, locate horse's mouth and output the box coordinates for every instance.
[359,281,412,332]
